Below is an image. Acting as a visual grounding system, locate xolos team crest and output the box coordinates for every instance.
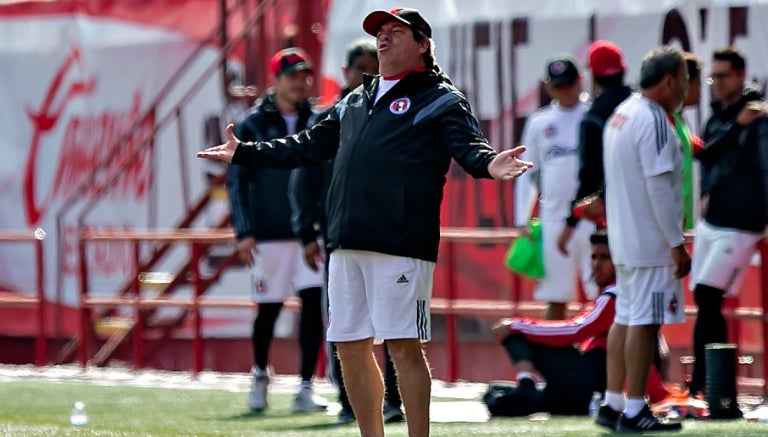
[389,97,411,114]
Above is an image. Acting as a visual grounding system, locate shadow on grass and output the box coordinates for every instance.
[200,410,359,432]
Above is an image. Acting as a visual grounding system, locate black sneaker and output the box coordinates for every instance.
[595,404,621,431]
[483,379,543,417]
[337,407,356,424]
[383,402,405,423]
[617,404,682,433]
[516,378,538,398]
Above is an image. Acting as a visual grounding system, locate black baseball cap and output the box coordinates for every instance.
[363,7,432,38]
[546,56,580,86]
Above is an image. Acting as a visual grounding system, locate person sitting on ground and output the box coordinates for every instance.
[485,232,669,417]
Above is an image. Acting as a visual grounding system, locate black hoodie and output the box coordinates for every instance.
[227,91,315,241]
[699,86,768,232]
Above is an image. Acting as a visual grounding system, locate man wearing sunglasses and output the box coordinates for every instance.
[688,47,768,415]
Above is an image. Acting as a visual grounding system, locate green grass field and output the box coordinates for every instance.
[1,378,767,436]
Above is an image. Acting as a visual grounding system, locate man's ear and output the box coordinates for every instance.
[418,40,429,55]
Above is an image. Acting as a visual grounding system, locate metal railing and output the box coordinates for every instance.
[76,227,768,394]
[0,229,46,365]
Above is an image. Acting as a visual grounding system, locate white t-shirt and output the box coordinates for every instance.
[514,100,589,225]
[374,78,400,105]
[604,93,683,267]
[282,112,299,135]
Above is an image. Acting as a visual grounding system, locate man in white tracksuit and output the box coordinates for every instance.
[515,56,597,320]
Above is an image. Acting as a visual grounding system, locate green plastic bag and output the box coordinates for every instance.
[505,219,545,279]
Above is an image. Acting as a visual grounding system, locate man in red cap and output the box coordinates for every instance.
[198,8,532,437]
[226,47,328,414]
[557,40,632,253]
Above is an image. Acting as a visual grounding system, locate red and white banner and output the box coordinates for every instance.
[0,0,323,339]
[0,8,217,312]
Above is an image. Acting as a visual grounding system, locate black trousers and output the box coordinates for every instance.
[503,334,607,415]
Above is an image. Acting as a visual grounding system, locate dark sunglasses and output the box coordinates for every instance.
[708,71,735,81]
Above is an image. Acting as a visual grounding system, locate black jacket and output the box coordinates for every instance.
[226,91,315,241]
[232,70,497,261]
[287,91,346,247]
[567,85,632,226]
[699,87,768,232]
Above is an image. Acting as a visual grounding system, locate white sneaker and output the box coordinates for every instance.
[248,374,269,411]
[291,388,328,413]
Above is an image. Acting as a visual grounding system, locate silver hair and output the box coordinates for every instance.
[639,46,686,89]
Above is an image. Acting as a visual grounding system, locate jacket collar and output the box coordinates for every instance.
[362,70,445,104]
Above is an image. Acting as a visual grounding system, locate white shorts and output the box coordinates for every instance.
[614,264,685,326]
[250,241,324,303]
[326,249,435,342]
[535,218,597,303]
[691,220,762,296]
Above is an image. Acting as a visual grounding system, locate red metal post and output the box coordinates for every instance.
[759,241,768,396]
[445,241,458,383]
[34,236,46,366]
[132,241,145,369]
[191,242,204,374]
[78,233,90,367]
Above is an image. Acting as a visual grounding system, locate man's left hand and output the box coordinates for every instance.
[488,146,533,180]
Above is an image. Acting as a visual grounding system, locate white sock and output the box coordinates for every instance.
[604,391,625,411]
[624,397,647,419]
[252,366,267,378]
[300,380,312,391]
[516,371,536,383]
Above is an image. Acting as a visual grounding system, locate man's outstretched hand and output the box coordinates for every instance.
[488,146,533,180]
[197,123,238,163]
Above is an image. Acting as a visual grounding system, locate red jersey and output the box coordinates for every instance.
[505,284,617,352]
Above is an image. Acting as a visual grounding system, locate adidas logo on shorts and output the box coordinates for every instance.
[396,274,409,284]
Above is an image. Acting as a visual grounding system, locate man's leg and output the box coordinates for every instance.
[382,343,404,422]
[297,287,324,383]
[605,323,627,405]
[292,287,327,412]
[594,322,626,430]
[251,303,283,371]
[501,334,540,382]
[386,338,431,437]
[337,338,384,437]
[249,302,283,410]
[691,284,726,394]
[624,325,659,401]
[332,341,355,417]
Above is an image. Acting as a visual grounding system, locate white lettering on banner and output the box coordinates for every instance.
[23,45,153,228]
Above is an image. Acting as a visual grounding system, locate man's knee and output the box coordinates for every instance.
[336,338,374,361]
[385,339,425,366]
[694,284,725,315]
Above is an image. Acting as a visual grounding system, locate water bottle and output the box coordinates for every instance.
[588,392,602,418]
[69,401,88,426]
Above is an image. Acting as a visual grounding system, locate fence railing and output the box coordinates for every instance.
[74,227,767,394]
[0,229,46,365]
